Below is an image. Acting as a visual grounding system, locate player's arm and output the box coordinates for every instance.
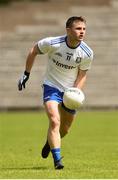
[74,69,87,90]
[25,44,39,73]
[18,44,41,91]
[75,49,93,90]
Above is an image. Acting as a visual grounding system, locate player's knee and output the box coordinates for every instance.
[60,126,70,137]
[50,115,60,130]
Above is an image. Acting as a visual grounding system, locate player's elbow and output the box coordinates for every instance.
[30,44,39,57]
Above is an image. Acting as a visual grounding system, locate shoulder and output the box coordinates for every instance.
[37,35,66,54]
[38,35,66,46]
[50,35,66,45]
[80,41,93,58]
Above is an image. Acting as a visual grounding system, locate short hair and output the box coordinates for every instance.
[66,16,86,28]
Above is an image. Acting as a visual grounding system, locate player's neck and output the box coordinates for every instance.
[66,36,81,48]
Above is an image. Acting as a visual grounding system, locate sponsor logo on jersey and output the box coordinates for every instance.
[52,59,76,69]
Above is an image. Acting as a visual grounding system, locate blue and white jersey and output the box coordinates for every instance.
[37,35,93,91]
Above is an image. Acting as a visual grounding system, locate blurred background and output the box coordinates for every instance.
[0,0,118,111]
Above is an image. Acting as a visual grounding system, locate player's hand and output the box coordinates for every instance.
[18,71,30,91]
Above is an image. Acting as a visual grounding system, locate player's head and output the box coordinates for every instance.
[66,16,86,42]
[66,16,86,28]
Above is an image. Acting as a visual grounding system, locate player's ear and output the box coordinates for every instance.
[66,27,71,35]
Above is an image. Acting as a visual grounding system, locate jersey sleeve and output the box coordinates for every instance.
[37,37,51,54]
[79,52,93,70]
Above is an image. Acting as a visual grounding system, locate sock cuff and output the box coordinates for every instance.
[51,148,60,153]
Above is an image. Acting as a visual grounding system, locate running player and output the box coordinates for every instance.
[18,16,93,169]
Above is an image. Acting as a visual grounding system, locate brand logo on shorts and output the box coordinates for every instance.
[44,96,50,100]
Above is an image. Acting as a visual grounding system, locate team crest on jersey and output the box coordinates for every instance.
[75,56,82,64]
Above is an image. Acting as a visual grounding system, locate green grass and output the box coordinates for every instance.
[0,111,118,178]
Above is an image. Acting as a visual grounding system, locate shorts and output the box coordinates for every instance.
[43,84,76,115]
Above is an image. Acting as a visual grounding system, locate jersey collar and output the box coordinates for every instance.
[65,36,81,49]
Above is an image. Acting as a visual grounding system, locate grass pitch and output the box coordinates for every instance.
[0,111,118,179]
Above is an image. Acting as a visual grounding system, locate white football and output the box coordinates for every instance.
[63,87,85,110]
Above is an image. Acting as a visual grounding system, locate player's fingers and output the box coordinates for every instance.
[23,83,25,89]
[18,81,22,91]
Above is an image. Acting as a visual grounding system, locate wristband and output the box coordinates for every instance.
[24,71,30,77]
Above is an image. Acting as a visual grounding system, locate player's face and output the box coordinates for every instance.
[67,21,86,42]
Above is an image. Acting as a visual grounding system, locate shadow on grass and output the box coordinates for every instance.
[1,166,48,171]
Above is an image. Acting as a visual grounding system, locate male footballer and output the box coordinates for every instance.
[18,16,93,169]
